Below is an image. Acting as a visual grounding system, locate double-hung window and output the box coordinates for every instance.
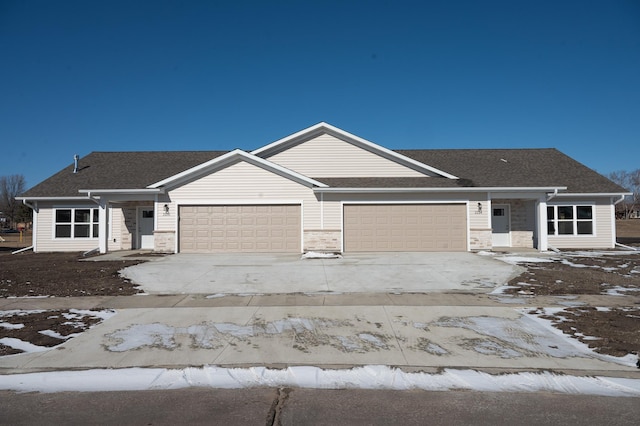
[547,205,593,236]
[55,208,99,238]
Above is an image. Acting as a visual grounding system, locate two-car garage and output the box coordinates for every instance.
[178,203,467,253]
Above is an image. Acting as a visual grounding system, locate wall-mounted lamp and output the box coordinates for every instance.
[163,204,170,215]
[477,202,482,214]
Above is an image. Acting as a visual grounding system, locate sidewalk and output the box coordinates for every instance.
[2,293,639,377]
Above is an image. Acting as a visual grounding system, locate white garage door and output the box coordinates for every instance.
[344,204,467,252]
[179,205,301,253]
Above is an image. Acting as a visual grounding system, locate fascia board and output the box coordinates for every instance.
[148,149,328,189]
[251,122,328,156]
[251,122,459,180]
[16,196,91,201]
[553,192,633,197]
[314,186,567,194]
[78,189,164,194]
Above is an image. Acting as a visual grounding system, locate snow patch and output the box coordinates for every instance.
[2,366,640,397]
[301,252,342,259]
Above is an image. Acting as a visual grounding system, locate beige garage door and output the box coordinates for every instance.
[179,205,301,253]
[344,204,467,252]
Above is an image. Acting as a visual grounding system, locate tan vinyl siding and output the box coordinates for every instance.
[265,133,426,177]
[35,205,100,252]
[548,199,614,249]
[164,161,320,229]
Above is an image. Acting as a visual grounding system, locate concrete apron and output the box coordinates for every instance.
[1,305,635,374]
[120,252,523,295]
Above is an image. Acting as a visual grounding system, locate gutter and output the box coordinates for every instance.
[314,186,567,194]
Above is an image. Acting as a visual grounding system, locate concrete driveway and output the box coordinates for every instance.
[121,252,522,295]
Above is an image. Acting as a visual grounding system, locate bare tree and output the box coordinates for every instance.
[609,169,640,219]
[0,174,28,228]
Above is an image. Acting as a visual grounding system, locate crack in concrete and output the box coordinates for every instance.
[266,387,290,426]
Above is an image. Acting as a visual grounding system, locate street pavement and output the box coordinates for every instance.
[2,388,640,425]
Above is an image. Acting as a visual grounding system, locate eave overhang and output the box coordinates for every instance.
[78,188,165,195]
[551,192,633,197]
[313,186,568,194]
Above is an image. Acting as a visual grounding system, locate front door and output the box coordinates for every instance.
[491,204,511,247]
[138,208,155,249]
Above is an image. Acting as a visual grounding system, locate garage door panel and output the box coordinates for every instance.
[344,204,467,252]
[179,204,301,253]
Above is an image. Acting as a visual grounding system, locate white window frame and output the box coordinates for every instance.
[54,207,99,239]
[547,204,595,236]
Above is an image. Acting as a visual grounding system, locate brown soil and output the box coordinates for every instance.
[0,251,143,297]
[528,307,640,360]
[506,254,640,295]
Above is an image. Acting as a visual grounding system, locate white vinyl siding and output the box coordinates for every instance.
[35,205,101,252]
[548,199,614,249]
[265,134,426,178]
[162,160,320,231]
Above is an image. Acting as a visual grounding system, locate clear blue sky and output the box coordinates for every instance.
[2,0,639,189]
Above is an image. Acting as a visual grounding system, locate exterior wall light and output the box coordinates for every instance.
[164,204,170,215]
[477,203,482,214]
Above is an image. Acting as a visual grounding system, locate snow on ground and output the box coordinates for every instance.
[496,256,556,265]
[1,365,639,397]
[602,286,640,296]
[301,251,342,259]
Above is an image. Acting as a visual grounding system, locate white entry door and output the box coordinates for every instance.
[491,204,511,247]
[138,208,155,249]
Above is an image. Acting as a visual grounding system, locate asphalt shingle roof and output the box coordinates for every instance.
[22,151,227,197]
[396,148,626,193]
[21,148,626,197]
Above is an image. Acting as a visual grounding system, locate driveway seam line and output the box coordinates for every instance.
[382,305,409,366]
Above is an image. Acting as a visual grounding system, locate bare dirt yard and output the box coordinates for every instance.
[1,220,640,360]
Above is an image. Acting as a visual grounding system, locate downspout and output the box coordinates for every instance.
[18,199,38,254]
[614,194,625,205]
[546,188,558,201]
[613,195,637,250]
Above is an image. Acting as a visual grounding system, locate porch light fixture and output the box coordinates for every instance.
[477,202,482,214]
[163,204,169,215]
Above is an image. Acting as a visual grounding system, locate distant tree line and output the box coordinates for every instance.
[608,169,640,219]
[0,174,30,229]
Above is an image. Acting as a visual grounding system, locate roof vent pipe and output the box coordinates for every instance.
[73,154,79,174]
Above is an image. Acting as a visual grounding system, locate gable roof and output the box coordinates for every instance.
[148,149,328,189]
[252,122,458,179]
[21,151,226,198]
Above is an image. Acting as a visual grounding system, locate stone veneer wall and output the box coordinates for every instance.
[154,230,175,253]
[118,202,154,251]
[469,228,492,250]
[304,230,341,252]
[120,207,136,250]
